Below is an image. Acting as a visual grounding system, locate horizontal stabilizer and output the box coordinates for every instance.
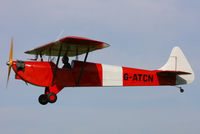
[157,70,191,76]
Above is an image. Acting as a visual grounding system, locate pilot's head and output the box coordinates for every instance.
[62,56,69,64]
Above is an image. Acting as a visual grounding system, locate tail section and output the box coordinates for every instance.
[159,46,194,85]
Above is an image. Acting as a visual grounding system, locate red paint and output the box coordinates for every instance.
[13,61,54,87]
[122,67,176,86]
[12,60,176,95]
[72,61,102,86]
[49,95,55,101]
[15,74,21,80]
[60,36,105,48]
[12,60,103,94]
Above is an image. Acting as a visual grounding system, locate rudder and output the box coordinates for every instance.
[159,46,194,85]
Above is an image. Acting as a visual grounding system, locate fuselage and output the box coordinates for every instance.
[12,60,176,88]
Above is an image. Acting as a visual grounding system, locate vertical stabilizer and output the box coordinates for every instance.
[159,46,194,85]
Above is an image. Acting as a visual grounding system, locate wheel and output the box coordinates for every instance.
[180,88,184,93]
[38,94,48,105]
[47,93,57,103]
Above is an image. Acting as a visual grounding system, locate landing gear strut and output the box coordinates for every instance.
[38,87,58,105]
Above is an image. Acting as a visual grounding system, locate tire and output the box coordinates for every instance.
[47,93,57,103]
[180,88,184,93]
[38,94,48,105]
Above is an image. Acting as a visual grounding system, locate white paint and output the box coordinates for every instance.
[102,64,123,86]
[159,46,195,85]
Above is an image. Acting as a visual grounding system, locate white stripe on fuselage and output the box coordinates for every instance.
[102,64,123,86]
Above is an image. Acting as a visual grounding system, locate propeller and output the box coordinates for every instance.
[6,37,13,87]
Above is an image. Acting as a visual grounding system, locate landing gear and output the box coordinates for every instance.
[47,93,57,103]
[175,86,184,93]
[38,91,57,105]
[179,87,184,93]
[38,94,48,105]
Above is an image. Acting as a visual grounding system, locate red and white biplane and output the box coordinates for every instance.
[7,36,195,105]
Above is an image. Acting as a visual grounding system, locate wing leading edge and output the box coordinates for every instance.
[25,36,110,57]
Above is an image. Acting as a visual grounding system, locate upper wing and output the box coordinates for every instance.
[25,36,110,57]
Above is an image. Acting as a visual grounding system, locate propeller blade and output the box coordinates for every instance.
[6,37,13,87]
[9,37,13,63]
[6,63,12,87]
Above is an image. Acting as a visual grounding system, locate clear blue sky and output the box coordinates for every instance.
[0,0,200,134]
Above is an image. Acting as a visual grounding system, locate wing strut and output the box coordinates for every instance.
[39,52,43,61]
[48,48,52,62]
[76,47,78,60]
[51,44,63,86]
[76,47,89,86]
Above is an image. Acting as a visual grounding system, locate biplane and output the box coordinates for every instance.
[7,36,195,105]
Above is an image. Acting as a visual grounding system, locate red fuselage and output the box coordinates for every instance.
[12,60,176,94]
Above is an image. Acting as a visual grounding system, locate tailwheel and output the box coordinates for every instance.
[47,93,57,103]
[38,94,48,105]
[180,87,184,93]
[175,86,184,93]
